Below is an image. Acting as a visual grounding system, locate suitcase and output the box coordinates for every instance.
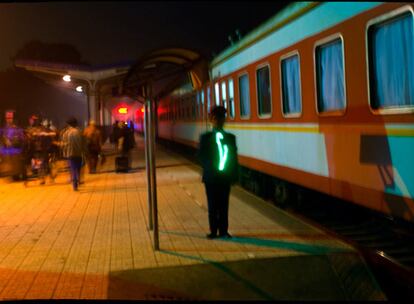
[115,156,129,172]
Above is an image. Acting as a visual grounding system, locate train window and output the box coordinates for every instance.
[367,8,414,114]
[207,86,211,115]
[214,82,220,106]
[256,64,272,117]
[315,35,346,114]
[221,81,227,115]
[280,53,302,117]
[228,78,235,119]
[238,73,251,119]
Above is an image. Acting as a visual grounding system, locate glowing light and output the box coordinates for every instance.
[141,108,145,113]
[76,86,83,92]
[63,75,71,82]
[215,132,228,171]
[118,107,128,114]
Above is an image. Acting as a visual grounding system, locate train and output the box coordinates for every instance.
[155,2,414,223]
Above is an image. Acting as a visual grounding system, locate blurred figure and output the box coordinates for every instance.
[26,117,57,184]
[61,117,85,191]
[111,120,121,151]
[48,120,57,132]
[120,121,135,169]
[83,120,102,174]
[0,112,25,180]
[23,115,39,183]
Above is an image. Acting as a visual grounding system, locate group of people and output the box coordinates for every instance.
[0,114,105,191]
[60,117,103,191]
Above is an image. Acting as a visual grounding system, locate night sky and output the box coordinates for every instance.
[0,1,288,70]
[0,1,289,127]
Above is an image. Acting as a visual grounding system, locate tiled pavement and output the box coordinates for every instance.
[0,135,385,300]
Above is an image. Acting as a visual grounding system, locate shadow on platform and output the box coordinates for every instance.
[107,251,385,300]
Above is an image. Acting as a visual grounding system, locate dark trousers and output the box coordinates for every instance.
[204,182,231,235]
[87,152,99,173]
[69,156,82,190]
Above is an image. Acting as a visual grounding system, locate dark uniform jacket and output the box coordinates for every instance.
[198,129,239,184]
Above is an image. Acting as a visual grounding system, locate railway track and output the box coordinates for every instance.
[287,196,414,301]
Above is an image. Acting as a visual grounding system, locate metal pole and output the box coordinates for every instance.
[86,80,97,123]
[144,99,153,230]
[149,99,159,250]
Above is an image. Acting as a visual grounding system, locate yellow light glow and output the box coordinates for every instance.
[118,107,128,114]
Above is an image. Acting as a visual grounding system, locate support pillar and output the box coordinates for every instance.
[87,80,97,122]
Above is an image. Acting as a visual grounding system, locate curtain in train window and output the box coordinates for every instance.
[239,74,250,118]
[221,82,227,114]
[228,78,235,118]
[196,91,200,118]
[207,87,211,114]
[315,38,345,113]
[281,54,302,115]
[257,66,272,116]
[215,82,220,106]
[368,12,414,110]
[201,89,205,119]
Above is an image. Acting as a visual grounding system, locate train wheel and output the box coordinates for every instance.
[274,181,289,208]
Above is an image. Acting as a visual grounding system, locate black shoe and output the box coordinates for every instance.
[206,233,217,239]
[219,233,232,239]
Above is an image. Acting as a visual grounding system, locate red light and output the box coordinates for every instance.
[118,107,128,114]
[5,111,14,119]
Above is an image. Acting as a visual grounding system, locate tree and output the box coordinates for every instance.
[12,40,89,66]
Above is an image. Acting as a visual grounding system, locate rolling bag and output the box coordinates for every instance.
[115,156,129,172]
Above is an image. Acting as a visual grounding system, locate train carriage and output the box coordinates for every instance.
[157,2,414,223]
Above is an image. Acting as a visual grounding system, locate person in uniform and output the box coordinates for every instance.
[198,106,239,239]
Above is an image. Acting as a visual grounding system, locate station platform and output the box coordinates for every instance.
[0,135,386,300]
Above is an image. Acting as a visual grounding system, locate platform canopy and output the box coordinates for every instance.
[122,48,209,101]
[14,59,131,91]
[14,59,132,122]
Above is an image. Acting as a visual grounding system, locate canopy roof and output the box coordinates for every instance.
[14,59,132,90]
[122,48,209,101]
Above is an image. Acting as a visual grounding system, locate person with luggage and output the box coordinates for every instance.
[198,106,239,239]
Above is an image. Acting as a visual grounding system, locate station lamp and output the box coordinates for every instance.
[76,86,83,92]
[63,75,71,82]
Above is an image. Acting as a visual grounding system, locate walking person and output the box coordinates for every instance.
[198,106,239,239]
[61,117,85,191]
[83,120,102,174]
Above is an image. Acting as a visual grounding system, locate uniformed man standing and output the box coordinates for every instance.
[198,106,239,239]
